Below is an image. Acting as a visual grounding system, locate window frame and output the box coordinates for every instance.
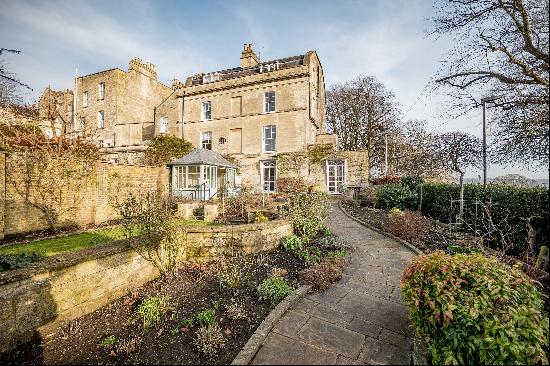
[97,110,105,129]
[262,125,277,153]
[98,82,105,100]
[264,91,276,113]
[201,101,212,121]
[201,131,212,150]
[260,160,277,192]
[159,116,169,134]
[82,91,88,107]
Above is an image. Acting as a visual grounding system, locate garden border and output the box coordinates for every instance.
[231,285,312,365]
[338,200,424,255]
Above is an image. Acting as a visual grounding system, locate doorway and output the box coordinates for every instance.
[326,159,345,194]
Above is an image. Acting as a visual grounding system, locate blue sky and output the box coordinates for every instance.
[1,0,547,179]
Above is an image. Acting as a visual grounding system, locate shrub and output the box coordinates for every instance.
[193,324,226,361]
[300,256,345,291]
[194,308,217,327]
[0,252,43,272]
[281,192,331,243]
[387,209,429,245]
[327,249,347,258]
[401,251,549,365]
[225,301,248,321]
[257,276,294,306]
[297,246,321,265]
[217,256,252,293]
[99,335,118,349]
[280,235,303,251]
[134,294,171,329]
[318,224,333,238]
[377,184,418,210]
[144,134,193,166]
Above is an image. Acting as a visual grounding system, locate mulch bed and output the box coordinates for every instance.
[0,249,307,365]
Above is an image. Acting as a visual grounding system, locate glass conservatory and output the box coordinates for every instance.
[167,148,239,200]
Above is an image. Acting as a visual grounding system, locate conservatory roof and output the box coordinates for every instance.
[167,148,237,169]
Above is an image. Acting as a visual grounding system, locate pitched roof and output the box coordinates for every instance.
[188,54,305,86]
[167,148,237,168]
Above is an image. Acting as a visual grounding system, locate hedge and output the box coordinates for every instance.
[401,251,549,365]
[419,183,549,256]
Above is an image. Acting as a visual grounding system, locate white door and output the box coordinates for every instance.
[327,159,345,194]
[209,166,217,197]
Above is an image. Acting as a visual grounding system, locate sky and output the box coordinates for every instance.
[1,0,547,179]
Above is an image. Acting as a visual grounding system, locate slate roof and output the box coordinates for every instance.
[167,148,237,169]
[189,54,305,86]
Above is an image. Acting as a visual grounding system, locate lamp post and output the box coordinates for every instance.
[480,96,501,186]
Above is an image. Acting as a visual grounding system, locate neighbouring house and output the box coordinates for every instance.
[40,44,369,195]
[37,86,74,139]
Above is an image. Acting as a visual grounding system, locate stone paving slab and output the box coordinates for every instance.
[250,201,415,365]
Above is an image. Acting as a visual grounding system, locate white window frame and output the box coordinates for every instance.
[201,131,212,150]
[78,117,86,131]
[98,82,105,100]
[97,110,105,129]
[159,116,168,133]
[264,91,275,113]
[260,160,277,192]
[201,101,212,121]
[82,91,88,107]
[262,125,277,153]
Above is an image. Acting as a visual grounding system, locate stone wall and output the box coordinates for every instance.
[0,219,292,353]
[1,154,169,237]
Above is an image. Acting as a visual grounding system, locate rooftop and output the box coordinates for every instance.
[167,148,238,169]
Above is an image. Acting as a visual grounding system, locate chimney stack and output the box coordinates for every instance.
[240,43,259,68]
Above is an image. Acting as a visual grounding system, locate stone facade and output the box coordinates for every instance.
[0,219,292,353]
[39,44,368,194]
[72,57,172,158]
[37,87,74,138]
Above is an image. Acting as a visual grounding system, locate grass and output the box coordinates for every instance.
[0,220,222,257]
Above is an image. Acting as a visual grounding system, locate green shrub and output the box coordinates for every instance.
[314,235,351,251]
[318,224,333,238]
[217,256,252,293]
[297,246,321,265]
[0,252,43,272]
[99,335,118,348]
[401,251,549,365]
[281,192,331,243]
[144,134,193,166]
[134,294,171,329]
[327,249,347,258]
[377,184,418,210]
[194,308,216,327]
[280,235,303,251]
[257,276,294,306]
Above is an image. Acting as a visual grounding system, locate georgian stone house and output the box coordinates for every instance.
[43,44,369,194]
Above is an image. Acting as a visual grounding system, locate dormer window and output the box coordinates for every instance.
[259,62,279,73]
[202,72,220,84]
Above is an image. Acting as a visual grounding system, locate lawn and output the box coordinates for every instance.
[0,220,219,257]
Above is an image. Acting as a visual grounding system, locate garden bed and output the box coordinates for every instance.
[0,249,307,365]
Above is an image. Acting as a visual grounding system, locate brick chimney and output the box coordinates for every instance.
[240,44,259,68]
[129,57,157,80]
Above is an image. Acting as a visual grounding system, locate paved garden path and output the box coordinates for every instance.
[250,200,416,365]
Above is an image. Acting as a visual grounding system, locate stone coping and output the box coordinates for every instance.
[231,285,312,365]
[0,219,292,286]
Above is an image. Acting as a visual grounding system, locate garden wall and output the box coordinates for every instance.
[0,152,169,238]
[0,219,292,353]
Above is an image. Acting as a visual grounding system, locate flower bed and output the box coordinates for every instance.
[0,249,307,364]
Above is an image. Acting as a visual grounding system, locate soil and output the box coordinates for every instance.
[0,249,307,365]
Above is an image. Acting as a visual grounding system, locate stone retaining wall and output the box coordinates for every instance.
[0,219,293,353]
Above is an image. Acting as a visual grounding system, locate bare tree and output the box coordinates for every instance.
[326,75,401,176]
[435,132,482,222]
[0,48,32,106]
[430,0,549,167]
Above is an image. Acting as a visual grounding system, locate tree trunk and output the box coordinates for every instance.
[458,173,464,224]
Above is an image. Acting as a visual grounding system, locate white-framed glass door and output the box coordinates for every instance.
[260,160,277,192]
[326,159,345,194]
